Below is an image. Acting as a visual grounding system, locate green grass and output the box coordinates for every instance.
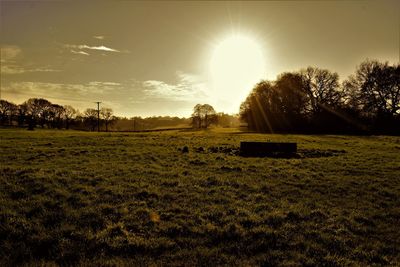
[1,128,399,266]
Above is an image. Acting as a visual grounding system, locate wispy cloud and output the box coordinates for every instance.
[2,81,126,106]
[1,45,22,63]
[142,72,209,101]
[65,44,120,53]
[1,45,61,75]
[82,45,119,52]
[1,65,60,75]
[1,65,28,75]
[93,36,105,40]
[89,81,121,86]
[71,50,90,56]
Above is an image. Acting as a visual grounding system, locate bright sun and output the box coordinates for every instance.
[210,34,266,113]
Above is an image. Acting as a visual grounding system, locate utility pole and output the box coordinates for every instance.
[95,101,101,132]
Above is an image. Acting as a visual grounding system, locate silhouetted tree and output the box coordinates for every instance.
[84,108,98,131]
[192,104,202,128]
[23,98,52,128]
[343,60,400,133]
[100,107,115,131]
[0,100,17,125]
[240,80,277,132]
[73,113,86,130]
[48,104,65,129]
[274,72,308,131]
[240,60,399,134]
[299,67,352,132]
[191,104,217,129]
[17,103,29,127]
[344,60,399,116]
[240,73,309,132]
[64,105,77,130]
[300,67,342,114]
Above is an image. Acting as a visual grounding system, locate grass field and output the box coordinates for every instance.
[1,128,399,266]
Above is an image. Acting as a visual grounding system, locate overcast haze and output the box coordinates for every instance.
[1,0,399,117]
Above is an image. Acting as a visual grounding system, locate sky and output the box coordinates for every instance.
[1,0,399,117]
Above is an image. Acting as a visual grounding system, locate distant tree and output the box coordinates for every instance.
[191,104,217,129]
[192,104,202,128]
[84,108,98,131]
[48,104,65,129]
[17,103,29,127]
[74,113,86,130]
[0,99,17,125]
[100,107,115,131]
[110,116,190,131]
[64,105,77,129]
[132,116,142,131]
[202,104,217,128]
[216,112,240,127]
[23,98,52,128]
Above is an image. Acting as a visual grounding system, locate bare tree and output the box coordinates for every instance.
[300,67,342,114]
[48,104,65,129]
[17,103,29,127]
[84,108,98,131]
[23,98,52,128]
[100,107,114,132]
[343,60,400,118]
[64,105,77,129]
[0,100,17,125]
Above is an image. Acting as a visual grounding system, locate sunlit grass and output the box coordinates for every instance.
[0,128,399,265]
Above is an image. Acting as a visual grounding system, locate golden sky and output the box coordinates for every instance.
[1,0,399,117]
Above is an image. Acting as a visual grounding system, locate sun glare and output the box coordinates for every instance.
[210,34,266,113]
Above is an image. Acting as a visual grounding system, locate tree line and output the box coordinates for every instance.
[0,98,194,131]
[0,98,118,131]
[239,59,399,134]
[0,98,240,131]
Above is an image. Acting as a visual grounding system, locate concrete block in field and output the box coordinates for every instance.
[240,141,297,157]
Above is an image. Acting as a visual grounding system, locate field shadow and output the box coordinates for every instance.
[193,145,346,159]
